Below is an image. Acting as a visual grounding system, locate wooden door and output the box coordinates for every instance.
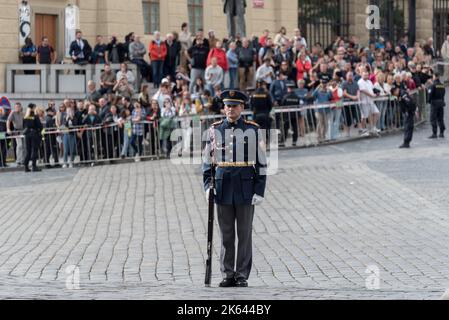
[34,14,57,48]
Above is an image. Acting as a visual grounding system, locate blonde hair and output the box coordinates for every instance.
[36,106,45,116]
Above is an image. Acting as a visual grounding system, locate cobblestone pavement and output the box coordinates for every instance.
[1,111,449,300]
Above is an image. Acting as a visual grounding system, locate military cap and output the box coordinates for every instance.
[221,90,248,106]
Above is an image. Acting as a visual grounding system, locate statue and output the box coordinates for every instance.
[223,0,247,39]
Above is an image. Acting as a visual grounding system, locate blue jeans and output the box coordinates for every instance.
[228,68,238,90]
[152,60,164,87]
[328,108,342,140]
[121,131,131,157]
[63,134,76,164]
[130,134,143,156]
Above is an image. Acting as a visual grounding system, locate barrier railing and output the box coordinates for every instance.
[0,88,428,171]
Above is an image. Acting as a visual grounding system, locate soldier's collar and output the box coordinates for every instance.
[226,116,243,127]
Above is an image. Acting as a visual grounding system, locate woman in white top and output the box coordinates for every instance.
[373,72,388,130]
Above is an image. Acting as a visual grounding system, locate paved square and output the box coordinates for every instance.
[0,118,448,300]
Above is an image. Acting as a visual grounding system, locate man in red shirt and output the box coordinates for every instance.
[149,31,168,88]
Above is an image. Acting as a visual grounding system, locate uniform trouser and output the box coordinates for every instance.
[403,112,414,145]
[254,113,271,143]
[281,113,299,144]
[430,105,445,135]
[217,204,255,280]
[24,133,38,168]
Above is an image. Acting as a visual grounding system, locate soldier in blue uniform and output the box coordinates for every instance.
[203,90,267,288]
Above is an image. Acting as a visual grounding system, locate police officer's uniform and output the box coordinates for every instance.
[281,82,301,146]
[398,90,417,148]
[203,90,267,288]
[23,107,43,172]
[249,81,273,131]
[428,76,446,138]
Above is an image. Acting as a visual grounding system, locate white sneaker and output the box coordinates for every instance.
[62,164,68,169]
[135,156,141,163]
[69,163,74,169]
[361,130,370,137]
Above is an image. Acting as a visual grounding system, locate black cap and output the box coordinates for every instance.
[221,90,248,106]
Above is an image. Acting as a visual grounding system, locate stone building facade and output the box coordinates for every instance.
[0,0,437,92]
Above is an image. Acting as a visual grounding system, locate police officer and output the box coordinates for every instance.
[203,90,267,288]
[281,81,301,146]
[250,79,273,133]
[23,103,43,172]
[392,87,416,148]
[428,72,446,139]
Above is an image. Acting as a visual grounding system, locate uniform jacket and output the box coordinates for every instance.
[203,117,267,206]
[250,88,273,114]
[428,79,446,107]
[399,93,417,114]
[281,91,301,107]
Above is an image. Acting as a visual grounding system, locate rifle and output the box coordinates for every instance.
[204,163,216,287]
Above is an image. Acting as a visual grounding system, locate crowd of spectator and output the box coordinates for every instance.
[4,23,440,170]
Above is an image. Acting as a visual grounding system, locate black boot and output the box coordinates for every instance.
[428,134,438,139]
[399,143,410,149]
[235,278,248,287]
[219,278,236,288]
[440,132,445,138]
[25,165,31,173]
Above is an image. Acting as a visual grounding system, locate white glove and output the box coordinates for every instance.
[252,194,264,206]
[206,188,216,202]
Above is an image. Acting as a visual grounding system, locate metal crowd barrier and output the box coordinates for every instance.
[0,121,162,169]
[0,89,428,170]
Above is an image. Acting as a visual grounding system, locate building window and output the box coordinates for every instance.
[298,0,350,48]
[369,0,409,45]
[143,0,160,34]
[188,0,203,33]
[433,0,449,55]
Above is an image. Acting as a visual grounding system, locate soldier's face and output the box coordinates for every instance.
[225,104,243,121]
